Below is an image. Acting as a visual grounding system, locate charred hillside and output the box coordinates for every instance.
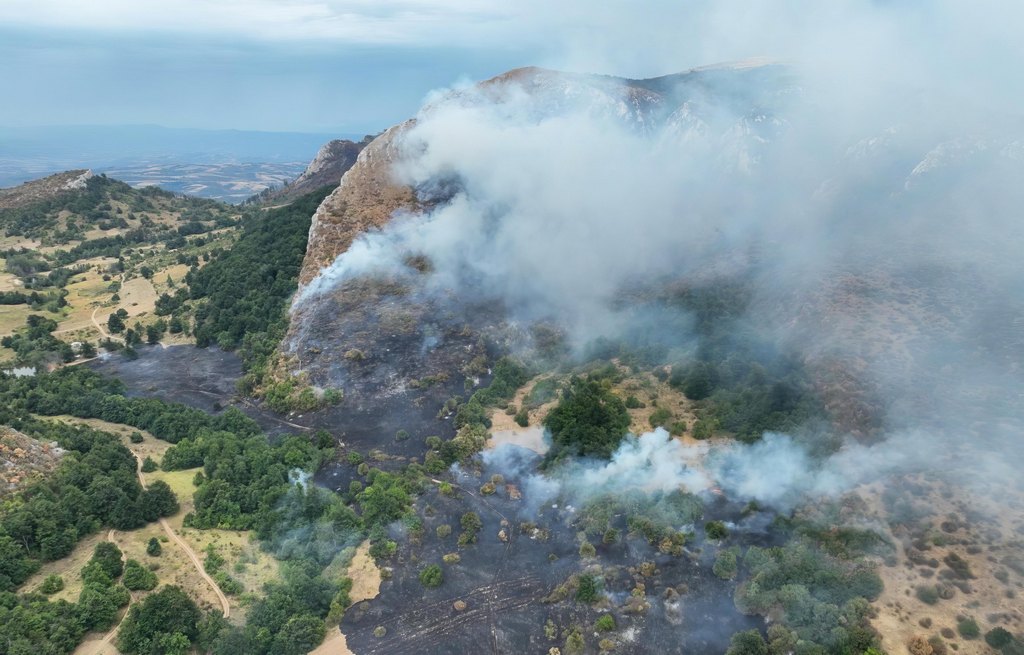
[267,60,1024,655]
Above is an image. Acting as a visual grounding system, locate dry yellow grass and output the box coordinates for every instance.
[21,531,109,602]
[0,266,23,292]
[312,540,381,655]
[116,276,157,318]
[489,362,698,439]
[29,416,283,621]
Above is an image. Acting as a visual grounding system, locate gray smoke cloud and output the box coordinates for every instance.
[300,1,1024,505]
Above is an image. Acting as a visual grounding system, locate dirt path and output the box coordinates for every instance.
[91,306,119,341]
[132,453,231,618]
[73,531,134,655]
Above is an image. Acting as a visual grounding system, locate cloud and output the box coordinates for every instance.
[0,0,518,46]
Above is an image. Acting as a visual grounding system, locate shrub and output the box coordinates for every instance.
[40,574,64,594]
[692,418,716,439]
[649,407,672,428]
[146,537,162,556]
[141,456,158,472]
[986,628,1013,649]
[122,559,158,591]
[915,585,939,605]
[514,407,530,427]
[705,521,729,540]
[958,618,980,639]
[129,432,144,443]
[624,395,644,409]
[595,614,615,632]
[575,574,598,603]
[713,548,739,580]
[436,524,452,538]
[725,630,768,655]
[443,553,461,564]
[419,564,443,588]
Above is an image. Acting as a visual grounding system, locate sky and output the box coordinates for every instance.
[2,1,1021,135]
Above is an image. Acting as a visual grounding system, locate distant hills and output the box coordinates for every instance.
[0,124,366,202]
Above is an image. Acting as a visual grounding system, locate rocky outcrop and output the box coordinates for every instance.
[295,63,789,292]
[297,125,417,287]
[258,136,374,206]
[0,169,93,210]
[0,426,64,498]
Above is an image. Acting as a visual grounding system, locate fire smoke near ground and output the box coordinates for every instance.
[298,1,1024,502]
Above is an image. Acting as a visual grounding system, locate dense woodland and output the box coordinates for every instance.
[0,174,983,655]
[177,186,332,370]
[0,175,232,243]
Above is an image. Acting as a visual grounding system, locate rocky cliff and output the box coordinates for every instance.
[259,136,374,206]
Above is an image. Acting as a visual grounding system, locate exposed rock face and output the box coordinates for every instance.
[295,64,791,291]
[285,64,793,407]
[261,136,374,205]
[297,125,418,287]
[0,169,93,209]
[0,426,64,498]
[286,62,1024,440]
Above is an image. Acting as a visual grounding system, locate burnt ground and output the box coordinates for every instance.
[89,313,783,655]
[86,343,461,448]
[342,448,774,655]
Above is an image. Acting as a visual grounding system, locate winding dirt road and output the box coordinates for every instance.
[133,454,230,618]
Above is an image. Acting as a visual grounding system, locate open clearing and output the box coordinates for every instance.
[312,539,382,655]
[24,416,282,640]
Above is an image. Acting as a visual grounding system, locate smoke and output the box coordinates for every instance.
[484,423,1013,518]
[298,1,1024,506]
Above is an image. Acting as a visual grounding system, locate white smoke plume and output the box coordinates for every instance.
[301,1,1024,507]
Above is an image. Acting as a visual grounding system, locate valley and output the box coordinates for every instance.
[1,36,1023,655]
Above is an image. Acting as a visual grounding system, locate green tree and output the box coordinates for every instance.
[575,574,598,603]
[123,559,158,591]
[141,480,179,521]
[419,564,443,588]
[116,586,201,655]
[40,573,64,594]
[544,377,630,459]
[107,312,126,334]
[726,630,768,655]
[89,541,124,579]
[270,614,326,655]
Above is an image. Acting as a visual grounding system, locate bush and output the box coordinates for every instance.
[129,431,144,443]
[40,574,64,594]
[624,395,644,409]
[705,520,729,540]
[915,585,939,605]
[726,630,769,655]
[545,376,630,459]
[514,407,530,427]
[122,559,158,591]
[595,614,615,632]
[436,524,452,538]
[419,564,443,588]
[713,548,739,580]
[649,407,672,428]
[986,628,1013,649]
[575,574,598,603]
[146,537,162,556]
[958,618,980,639]
[141,456,158,472]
